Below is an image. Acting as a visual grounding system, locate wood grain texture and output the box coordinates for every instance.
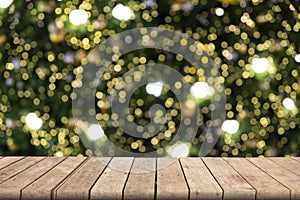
[0,156,299,199]
[225,158,290,199]
[55,157,110,200]
[90,157,133,200]
[0,156,44,184]
[21,157,86,200]
[124,158,156,200]
[269,157,300,176]
[249,157,300,199]
[203,158,256,200]
[157,158,189,200]
[0,157,63,200]
[292,157,300,163]
[0,156,24,170]
[180,158,223,200]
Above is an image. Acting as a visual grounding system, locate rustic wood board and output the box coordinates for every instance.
[203,158,256,200]
[248,157,300,199]
[90,157,133,200]
[0,156,24,170]
[292,157,300,163]
[269,157,300,177]
[225,157,290,199]
[0,156,44,184]
[0,157,299,199]
[180,158,223,200]
[157,158,189,200]
[124,158,156,200]
[55,157,110,199]
[0,157,63,200]
[21,157,86,200]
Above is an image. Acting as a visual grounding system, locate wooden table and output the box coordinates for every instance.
[0,157,299,199]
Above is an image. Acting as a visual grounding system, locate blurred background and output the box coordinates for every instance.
[0,0,300,157]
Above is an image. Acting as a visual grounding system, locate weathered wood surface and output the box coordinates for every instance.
[203,158,256,200]
[0,157,299,199]
[248,157,300,199]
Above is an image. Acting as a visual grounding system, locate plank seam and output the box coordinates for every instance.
[223,158,258,199]
[154,157,157,200]
[20,157,67,200]
[290,157,300,164]
[246,158,292,200]
[201,158,224,200]
[0,157,46,185]
[267,157,300,198]
[51,157,88,200]
[88,157,113,200]
[0,156,25,171]
[121,157,135,200]
[268,157,300,177]
[178,158,190,200]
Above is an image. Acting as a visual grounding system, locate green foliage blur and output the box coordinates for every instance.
[0,0,300,157]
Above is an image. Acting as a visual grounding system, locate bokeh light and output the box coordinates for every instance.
[251,58,269,74]
[87,124,105,140]
[112,4,132,21]
[283,98,296,111]
[169,143,190,157]
[190,82,212,99]
[221,120,240,134]
[55,151,64,157]
[25,113,43,130]
[0,0,13,8]
[69,10,88,26]
[215,8,224,16]
[146,81,164,97]
[295,54,300,63]
[0,0,299,157]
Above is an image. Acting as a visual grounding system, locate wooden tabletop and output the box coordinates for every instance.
[0,157,299,199]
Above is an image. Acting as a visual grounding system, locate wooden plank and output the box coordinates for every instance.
[0,157,64,200]
[157,158,189,200]
[291,157,300,163]
[124,158,156,200]
[55,157,110,199]
[0,156,24,170]
[203,158,255,200]
[270,157,300,176]
[180,158,222,200]
[0,156,44,184]
[21,157,86,200]
[249,157,300,199]
[0,156,298,199]
[91,157,133,200]
[225,158,290,199]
